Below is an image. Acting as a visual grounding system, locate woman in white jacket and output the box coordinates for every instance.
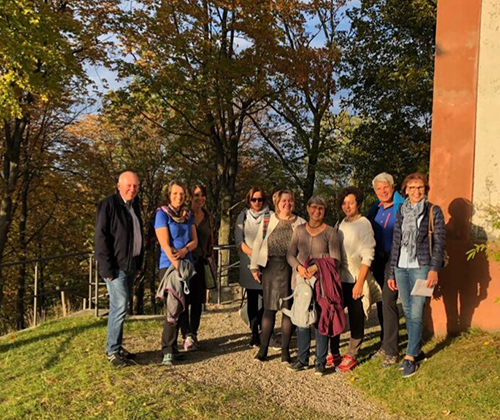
[250,190,305,363]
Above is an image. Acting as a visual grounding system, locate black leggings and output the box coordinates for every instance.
[246,289,263,338]
[260,306,293,357]
[179,259,206,338]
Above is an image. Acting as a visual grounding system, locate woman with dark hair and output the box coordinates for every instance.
[286,195,342,376]
[177,184,214,351]
[387,173,446,378]
[235,187,270,347]
[330,186,379,372]
[250,189,305,363]
[154,181,198,366]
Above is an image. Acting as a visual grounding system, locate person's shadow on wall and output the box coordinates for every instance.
[433,198,491,335]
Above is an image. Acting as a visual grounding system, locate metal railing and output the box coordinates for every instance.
[0,251,94,327]
[0,244,241,330]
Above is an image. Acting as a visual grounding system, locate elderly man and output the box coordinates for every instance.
[367,172,404,367]
[95,171,143,367]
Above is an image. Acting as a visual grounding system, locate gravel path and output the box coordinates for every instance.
[128,302,396,420]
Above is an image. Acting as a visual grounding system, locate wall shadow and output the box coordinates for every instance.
[431,198,491,335]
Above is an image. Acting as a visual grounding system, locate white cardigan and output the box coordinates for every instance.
[250,213,306,270]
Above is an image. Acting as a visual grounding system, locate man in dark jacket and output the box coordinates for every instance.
[367,172,404,367]
[95,171,143,367]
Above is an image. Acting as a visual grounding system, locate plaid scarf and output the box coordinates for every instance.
[164,204,191,224]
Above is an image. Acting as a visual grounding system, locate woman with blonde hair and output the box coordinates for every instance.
[250,189,305,363]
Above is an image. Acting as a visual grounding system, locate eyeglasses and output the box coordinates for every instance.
[407,186,425,191]
[250,198,264,203]
[193,193,206,198]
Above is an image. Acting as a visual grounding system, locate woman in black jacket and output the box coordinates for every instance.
[387,173,446,378]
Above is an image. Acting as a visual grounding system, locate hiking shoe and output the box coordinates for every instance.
[287,360,308,372]
[183,335,195,351]
[314,364,326,377]
[382,355,398,368]
[398,352,426,370]
[326,353,342,368]
[338,355,357,372]
[269,336,282,351]
[119,347,136,360]
[401,359,418,378]
[372,348,386,360]
[107,352,127,367]
[162,353,174,366]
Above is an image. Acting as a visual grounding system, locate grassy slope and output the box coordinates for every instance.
[1,316,499,420]
[351,329,500,420]
[0,317,325,420]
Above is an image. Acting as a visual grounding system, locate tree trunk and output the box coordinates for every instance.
[0,118,27,311]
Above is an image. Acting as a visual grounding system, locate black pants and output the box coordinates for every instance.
[330,282,365,357]
[246,288,263,339]
[178,259,206,339]
[372,253,400,356]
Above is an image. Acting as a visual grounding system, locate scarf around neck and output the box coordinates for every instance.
[247,206,269,222]
[400,198,426,261]
[165,204,191,224]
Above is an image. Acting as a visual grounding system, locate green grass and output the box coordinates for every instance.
[0,317,325,420]
[349,328,500,420]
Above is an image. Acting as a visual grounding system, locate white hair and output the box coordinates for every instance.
[372,172,394,189]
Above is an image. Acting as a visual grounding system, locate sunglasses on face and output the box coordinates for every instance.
[250,198,264,203]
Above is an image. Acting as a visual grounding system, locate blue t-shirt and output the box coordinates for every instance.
[154,208,194,269]
[373,203,396,254]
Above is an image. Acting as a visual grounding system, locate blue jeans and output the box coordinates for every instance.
[105,270,134,355]
[394,266,429,357]
[297,326,329,367]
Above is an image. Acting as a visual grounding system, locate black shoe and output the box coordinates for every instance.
[107,352,127,367]
[287,360,308,372]
[249,335,260,348]
[314,364,326,377]
[281,351,292,364]
[119,347,136,360]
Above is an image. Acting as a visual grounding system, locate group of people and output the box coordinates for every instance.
[95,170,446,379]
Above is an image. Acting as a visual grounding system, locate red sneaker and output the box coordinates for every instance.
[338,354,357,372]
[326,353,342,367]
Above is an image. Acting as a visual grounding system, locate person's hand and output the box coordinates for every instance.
[252,271,262,284]
[426,270,439,288]
[176,247,188,259]
[352,281,364,300]
[307,264,318,277]
[387,279,398,291]
[298,264,310,279]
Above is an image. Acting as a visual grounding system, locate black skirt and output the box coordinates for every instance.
[262,256,292,311]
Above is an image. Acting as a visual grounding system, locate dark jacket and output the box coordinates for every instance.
[314,257,346,338]
[95,192,144,279]
[389,200,446,278]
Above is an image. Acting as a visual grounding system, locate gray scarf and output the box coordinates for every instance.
[247,206,269,222]
[400,199,426,261]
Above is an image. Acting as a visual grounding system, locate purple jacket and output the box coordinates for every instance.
[389,200,446,278]
[313,257,346,337]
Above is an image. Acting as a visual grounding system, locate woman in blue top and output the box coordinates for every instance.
[154,181,198,366]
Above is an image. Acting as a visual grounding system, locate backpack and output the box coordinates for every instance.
[280,274,317,328]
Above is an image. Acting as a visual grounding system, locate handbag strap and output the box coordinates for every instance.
[240,288,247,309]
[428,204,435,257]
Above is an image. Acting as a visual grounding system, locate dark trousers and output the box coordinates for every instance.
[373,253,400,356]
[247,289,263,339]
[330,282,365,357]
[179,259,206,339]
[160,267,180,355]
